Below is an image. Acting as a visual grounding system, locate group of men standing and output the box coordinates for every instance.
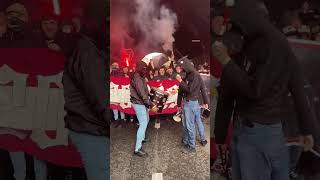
[129,56,209,157]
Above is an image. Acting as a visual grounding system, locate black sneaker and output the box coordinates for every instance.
[200,140,208,147]
[134,149,148,157]
[181,146,196,154]
[142,137,149,144]
[180,139,188,148]
[289,171,299,179]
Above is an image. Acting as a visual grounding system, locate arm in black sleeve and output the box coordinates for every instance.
[214,73,235,144]
[288,53,319,135]
[223,41,286,100]
[132,74,151,107]
[179,75,200,94]
[200,76,209,105]
[79,46,108,124]
[177,87,183,107]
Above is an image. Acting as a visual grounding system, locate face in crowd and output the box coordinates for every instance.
[302,1,310,13]
[159,67,166,76]
[41,19,58,39]
[62,23,74,34]
[123,67,129,74]
[154,70,159,76]
[175,65,181,73]
[167,67,173,75]
[212,15,225,36]
[6,3,29,32]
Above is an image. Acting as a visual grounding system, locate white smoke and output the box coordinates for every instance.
[110,0,178,61]
[134,0,178,52]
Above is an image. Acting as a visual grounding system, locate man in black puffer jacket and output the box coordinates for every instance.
[62,9,109,180]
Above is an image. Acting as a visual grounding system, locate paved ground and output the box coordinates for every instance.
[110,118,210,180]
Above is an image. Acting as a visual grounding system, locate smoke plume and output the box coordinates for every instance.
[110,0,178,62]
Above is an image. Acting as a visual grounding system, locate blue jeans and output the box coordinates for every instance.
[232,119,290,180]
[69,130,109,180]
[181,108,188,145]
[183,100,206,149]
[113,110,125,120]
[9,152,26,180]
[132,103,149,151]
[10,152,47,180]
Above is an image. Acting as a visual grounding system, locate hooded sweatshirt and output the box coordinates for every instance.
[176,57,209,106]
[214,0,318,144]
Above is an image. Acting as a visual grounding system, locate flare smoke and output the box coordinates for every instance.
[110,0,178,61]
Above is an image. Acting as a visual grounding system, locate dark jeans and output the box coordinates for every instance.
[232,118,290,180]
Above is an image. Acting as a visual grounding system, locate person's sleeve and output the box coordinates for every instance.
[179,77,199,94]
[177,87,183,107]
[214,73,235,144]
[222,41,286,100]
[79,46,108,124]
[200,76,209,105]
[132,75,151,107]
[288,53,319,135]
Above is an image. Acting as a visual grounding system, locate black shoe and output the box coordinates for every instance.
[200,140,208,147]
[134,149,148,157]
[181,139,188,148]
[289,171,299,179]
[142,137,149,144]
[181,146,196,154]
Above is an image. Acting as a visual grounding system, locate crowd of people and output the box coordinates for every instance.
[281,1,320,41]
[109,53,210,156]
[0,2,84,55]
[109,57,210,127]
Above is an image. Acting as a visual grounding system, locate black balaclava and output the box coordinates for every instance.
[136,61,149,78]
[176,56,196,74]
[222,0,271,55]
[7,16,26,33]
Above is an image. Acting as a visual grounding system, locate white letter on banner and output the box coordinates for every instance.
[110,82,120,103]
[0,65,31,129]
[30,72,68,149]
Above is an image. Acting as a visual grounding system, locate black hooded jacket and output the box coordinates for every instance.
[214,0,317,144]
[62,34,109,137]
[177,58,209,106]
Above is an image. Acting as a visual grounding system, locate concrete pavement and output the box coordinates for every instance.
[110,118,210,180]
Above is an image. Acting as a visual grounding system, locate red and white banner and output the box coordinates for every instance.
[0,49,82,167]
[110,76,180,115]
